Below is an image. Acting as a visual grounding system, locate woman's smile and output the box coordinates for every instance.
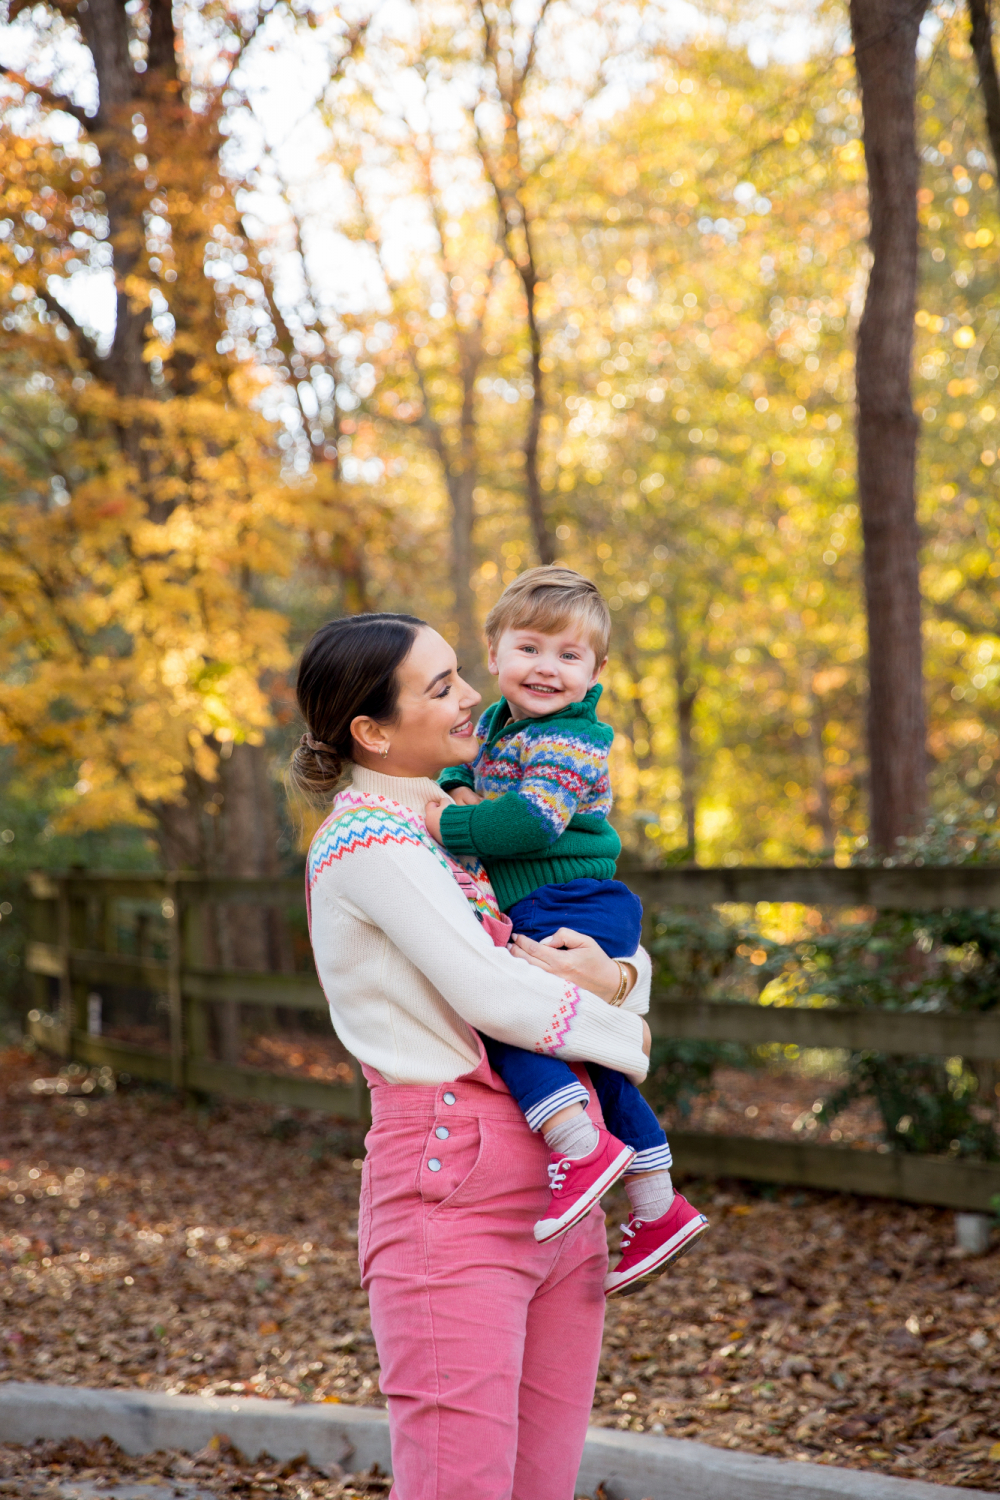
[450,716,475,737]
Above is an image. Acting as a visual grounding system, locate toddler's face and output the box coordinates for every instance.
[488,623,605,719]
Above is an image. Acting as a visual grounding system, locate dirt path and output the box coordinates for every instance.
[1,1048,998,1491]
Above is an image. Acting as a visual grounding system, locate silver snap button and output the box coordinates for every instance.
[435,1126,450,1140]
[442,1091,457,1105]
[427,1158,442,1172]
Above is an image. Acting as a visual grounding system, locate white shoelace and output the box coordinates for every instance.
[547,1158,571,1194]
[619,1217,644,1249]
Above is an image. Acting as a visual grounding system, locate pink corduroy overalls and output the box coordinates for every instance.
[358,1044,609,1500]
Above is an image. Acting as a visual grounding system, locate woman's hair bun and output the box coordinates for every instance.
[288,732,345,802]
[288,611,426,804]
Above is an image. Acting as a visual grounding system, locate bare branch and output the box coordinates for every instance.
[0,64,91,127]
[36,285,107,377]
[512,0,555,107]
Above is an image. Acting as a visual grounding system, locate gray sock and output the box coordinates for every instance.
[626,1171,675,1223]
[542,1112,600,1160]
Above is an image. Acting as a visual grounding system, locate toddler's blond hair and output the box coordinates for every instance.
[484,566,611,661]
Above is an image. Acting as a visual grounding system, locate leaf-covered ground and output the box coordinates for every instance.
[0,1435,391,1498]
[2,1047,999,1493]
[665,1063,885,1147]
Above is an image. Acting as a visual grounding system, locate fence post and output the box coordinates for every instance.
[166,877,184,1091]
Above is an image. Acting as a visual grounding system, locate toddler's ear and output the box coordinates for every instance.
[591,655,608,683]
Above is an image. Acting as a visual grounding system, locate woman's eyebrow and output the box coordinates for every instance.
[424,668,453,692]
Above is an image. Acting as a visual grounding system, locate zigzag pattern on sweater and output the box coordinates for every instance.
[308,790,503,923]
[535,983,583,1055]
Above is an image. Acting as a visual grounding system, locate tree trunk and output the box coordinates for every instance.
[809,695,836,854]
[969,0,1000,181]
[155,774,211,872]
[75,0,152,401]
[472,0,555,568]
[850,0,929,850]
[521,266,554,567]
[668,595,698,861]
[66,0,284,883]
[212,742,285,1063]
[154,742,286,1064]
[447,468,486,691]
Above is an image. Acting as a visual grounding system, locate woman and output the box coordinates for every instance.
[290,612,653,1500]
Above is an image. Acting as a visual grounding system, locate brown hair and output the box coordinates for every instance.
[289,612,426,802]
[484,566,611,660]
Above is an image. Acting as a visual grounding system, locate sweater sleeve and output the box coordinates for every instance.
[438,727,609,860]
[317,835,649,1083]
[617,945,650,1016]
[438,762,476,793]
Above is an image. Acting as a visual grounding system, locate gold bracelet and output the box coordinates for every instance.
[609,960,629,1007]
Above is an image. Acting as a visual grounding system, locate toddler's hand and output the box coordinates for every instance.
[424,797,446,844]
[449,787,483,807]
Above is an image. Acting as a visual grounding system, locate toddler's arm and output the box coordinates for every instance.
[425,794,475,844]
[437,732,607,860]
[438,762,477,794]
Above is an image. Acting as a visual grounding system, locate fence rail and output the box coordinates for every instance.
[21,864,1000,1212]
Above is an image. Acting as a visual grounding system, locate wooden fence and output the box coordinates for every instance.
[22,865,1000,1213]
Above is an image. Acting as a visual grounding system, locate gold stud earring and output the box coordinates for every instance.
[380,744,390,758]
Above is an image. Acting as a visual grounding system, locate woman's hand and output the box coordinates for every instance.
[509,927,636,1006]
[449,787,483,807]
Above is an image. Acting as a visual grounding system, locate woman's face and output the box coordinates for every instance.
[352,627,481,779]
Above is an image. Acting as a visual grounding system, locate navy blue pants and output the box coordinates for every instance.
[481,880,669,1167]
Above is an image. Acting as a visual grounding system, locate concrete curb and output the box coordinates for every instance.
[0,1381,993,1500]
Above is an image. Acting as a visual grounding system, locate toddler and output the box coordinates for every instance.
[425,566,708,1296]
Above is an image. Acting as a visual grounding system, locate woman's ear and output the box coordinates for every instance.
[351,714,390,758]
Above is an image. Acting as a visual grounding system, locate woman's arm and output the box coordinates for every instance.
[620,944,651,1015]
[313,836,649,1082]
[509,931,651,1015]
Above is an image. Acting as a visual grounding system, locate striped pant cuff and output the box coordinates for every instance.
[625,1145,674,1173]
[526,1082,592,1132]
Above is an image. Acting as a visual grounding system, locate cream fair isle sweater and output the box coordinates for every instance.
[306,764,651,1087]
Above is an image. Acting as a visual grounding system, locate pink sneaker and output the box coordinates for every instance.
[533,1130,635,1244]
[603,1193,710,1297]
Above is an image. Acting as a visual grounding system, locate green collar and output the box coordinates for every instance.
[485,682,604,747]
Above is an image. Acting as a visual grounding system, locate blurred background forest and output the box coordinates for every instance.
[1,1,1000,946]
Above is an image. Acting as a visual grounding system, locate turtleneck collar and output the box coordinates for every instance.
[350,763,450,816]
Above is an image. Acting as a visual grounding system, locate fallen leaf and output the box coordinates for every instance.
[3,1044,999,1493]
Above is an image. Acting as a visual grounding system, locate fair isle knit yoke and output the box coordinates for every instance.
[304,765,650,1088]
[308,789,505,929]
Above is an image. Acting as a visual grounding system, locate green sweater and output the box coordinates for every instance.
[437,686,621,912]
